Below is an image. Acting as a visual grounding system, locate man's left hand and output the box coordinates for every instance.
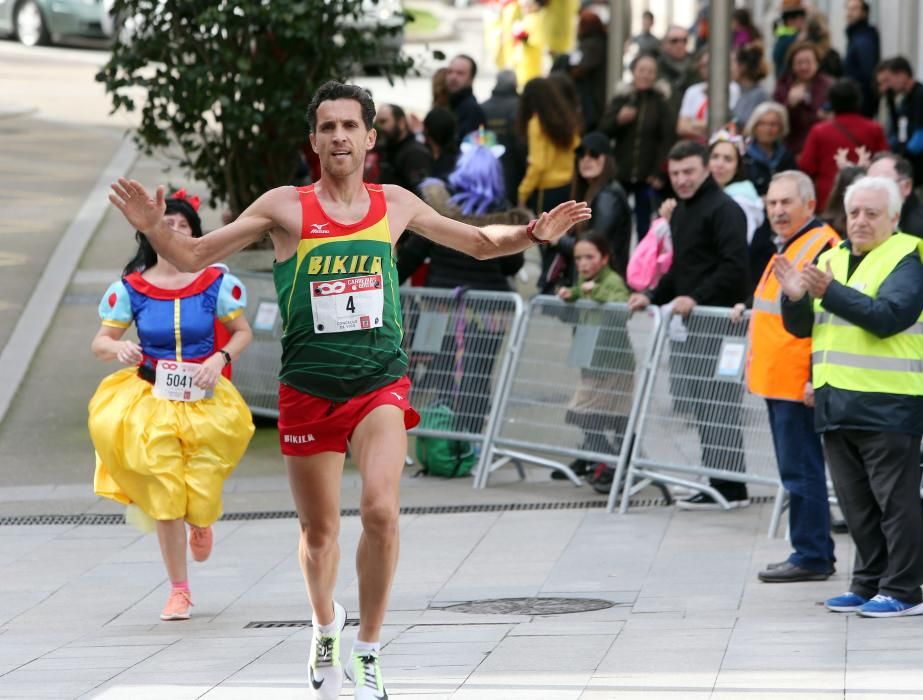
[672,296,697,317]
[803,261,834,298]
[531,201,592,244]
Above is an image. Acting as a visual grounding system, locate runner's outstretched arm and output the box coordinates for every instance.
[109,179,282,271]
[386,185,591,259]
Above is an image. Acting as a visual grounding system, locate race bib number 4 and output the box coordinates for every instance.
[311,274,384,334]
[152,361,208,402]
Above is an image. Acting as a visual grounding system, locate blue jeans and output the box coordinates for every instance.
[766,399,835,572]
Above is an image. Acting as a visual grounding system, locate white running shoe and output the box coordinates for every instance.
[347,648,388,700]
[309,600,347,699]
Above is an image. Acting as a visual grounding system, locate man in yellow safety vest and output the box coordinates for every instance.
[777,176,923,618]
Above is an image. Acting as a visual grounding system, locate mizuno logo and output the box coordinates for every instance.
[310,223,330,235]
[390,392,403,401]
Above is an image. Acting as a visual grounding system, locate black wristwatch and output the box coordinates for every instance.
[218,349,232,366]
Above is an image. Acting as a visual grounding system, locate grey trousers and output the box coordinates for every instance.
[823,429,923,603]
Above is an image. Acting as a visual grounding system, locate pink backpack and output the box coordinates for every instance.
[627,217,673,292]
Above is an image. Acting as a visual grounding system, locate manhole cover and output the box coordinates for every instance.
[438,597,615,615]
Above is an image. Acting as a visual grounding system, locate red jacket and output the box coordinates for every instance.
[797,113,888,210]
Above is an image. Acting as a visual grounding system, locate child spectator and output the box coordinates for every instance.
[555,232,633,493]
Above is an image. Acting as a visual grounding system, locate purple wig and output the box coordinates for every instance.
[447,142,506,216]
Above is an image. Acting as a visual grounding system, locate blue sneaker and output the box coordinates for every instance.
[857,594,923,618]
[825,592,868,612]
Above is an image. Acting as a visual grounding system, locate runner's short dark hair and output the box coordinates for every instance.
[307,81,376,133]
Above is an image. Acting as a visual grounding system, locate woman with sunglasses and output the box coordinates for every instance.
[569,131,632,278]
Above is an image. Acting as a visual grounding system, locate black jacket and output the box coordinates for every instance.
[564,182,632,278]
[900,192,923,238]
[649,176,749,306]
[599,84,674,184]
[781,241,923,434]
[396,182,528,291]
[481,85,526,206]
[844,19,880,117]
[448,87,487,144]
[378,134,432,193]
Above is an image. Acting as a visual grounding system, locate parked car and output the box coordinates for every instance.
[0,0,116,47]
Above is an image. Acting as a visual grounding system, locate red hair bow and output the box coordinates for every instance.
[169,188,201,211]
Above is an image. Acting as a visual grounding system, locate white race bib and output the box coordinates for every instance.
[152,361,208,402]
[310,274,384,334]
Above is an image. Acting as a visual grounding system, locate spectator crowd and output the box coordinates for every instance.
[296,0,923,618]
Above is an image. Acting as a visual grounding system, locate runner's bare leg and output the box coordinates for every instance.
[348,404,407,642]
[155,518,188,583]
[286,451,346,626]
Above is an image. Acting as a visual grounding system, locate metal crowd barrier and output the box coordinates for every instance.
[618,306,782,523]
[475,296,661,495]
[400,287,524,454]
[230,271,525,456]
[231,271,282,419]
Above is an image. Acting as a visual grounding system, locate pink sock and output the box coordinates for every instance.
[171,580,190,591]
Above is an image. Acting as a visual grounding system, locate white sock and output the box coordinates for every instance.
[315,604,339,635]
[353,639,380,655]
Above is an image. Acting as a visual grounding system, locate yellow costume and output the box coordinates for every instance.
[88,268,254,526]
[513,5,545,89]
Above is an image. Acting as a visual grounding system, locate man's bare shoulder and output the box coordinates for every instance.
[260,185,302,208]
[380,183,415,203]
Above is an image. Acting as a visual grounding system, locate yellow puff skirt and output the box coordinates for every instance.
[88,367,255,527]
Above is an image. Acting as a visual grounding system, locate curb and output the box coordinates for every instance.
[0,136,138,425]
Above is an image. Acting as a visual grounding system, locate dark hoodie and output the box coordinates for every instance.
[481,71,526,202]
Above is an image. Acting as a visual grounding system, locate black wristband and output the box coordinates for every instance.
[218,349,231,366]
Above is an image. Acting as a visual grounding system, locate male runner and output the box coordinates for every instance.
[109,80,590,700]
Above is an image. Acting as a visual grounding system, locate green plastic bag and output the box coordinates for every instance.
[415,403,477,478]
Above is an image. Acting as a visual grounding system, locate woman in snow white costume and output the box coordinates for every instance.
[88,191,255,621]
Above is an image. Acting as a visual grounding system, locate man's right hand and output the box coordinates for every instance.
[729,303,746,324]
[803,382,815,407]
[628,293,651,312]
[110,179,166,233]
[772,255,807,301]
[658,198,677,222]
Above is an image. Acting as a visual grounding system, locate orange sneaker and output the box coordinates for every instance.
[160,588,192,621]
[189,525,213,562]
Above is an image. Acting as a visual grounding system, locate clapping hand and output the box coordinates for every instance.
[110,179,166,233]
[530,201,593,244]
[772,255,807,301]
[803,261,834,299]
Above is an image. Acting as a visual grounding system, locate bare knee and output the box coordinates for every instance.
[300,518,340,558]
[360,499,399,541]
